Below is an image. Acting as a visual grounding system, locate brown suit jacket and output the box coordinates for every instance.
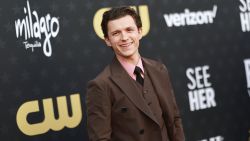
[86,57,185,141]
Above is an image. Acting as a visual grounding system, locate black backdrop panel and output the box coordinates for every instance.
[0,0,249,141]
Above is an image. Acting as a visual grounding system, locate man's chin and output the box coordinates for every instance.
[116,54,132,59]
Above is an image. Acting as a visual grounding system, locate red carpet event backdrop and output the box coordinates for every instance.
[0,0,249,140]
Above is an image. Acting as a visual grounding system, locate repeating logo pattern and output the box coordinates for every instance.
[0,0,249,141]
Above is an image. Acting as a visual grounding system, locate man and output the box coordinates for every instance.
[86,6,185,141]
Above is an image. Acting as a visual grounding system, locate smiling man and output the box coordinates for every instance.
[86,6,185,141]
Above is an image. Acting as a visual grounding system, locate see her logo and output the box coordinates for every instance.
[244,59,250,97]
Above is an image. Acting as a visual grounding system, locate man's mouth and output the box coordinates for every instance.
[119,42,132,47]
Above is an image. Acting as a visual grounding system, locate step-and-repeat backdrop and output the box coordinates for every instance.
[0,0,249,140]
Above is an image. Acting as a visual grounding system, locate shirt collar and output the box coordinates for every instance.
[117,57,144,79]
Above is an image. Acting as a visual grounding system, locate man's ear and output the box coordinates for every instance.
[138,28,142,40]
[104,37,111,47]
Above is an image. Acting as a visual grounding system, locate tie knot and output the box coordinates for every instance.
[134,66,143,75]
[134,66,144,85]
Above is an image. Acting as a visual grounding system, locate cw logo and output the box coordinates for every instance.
[248,129,250,141]
[16,94,82,136]
[93,5,150,39]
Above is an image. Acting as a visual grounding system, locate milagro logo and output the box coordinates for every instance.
[14,0,60,57]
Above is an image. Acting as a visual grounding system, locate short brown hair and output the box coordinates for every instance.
[101,6,142,38]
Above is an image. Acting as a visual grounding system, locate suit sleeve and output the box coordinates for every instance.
[162,64,185,141]
[86,80,112,141]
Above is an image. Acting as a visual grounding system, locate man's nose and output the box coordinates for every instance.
[121,32,128,41]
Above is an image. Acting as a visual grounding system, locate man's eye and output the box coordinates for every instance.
[127,28,134,32]
[112,32,119,36]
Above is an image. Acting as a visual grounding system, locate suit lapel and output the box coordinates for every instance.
[142,58,172,120]
[109,58,160,125]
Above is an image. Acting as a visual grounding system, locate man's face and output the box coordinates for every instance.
[105,15,142,60]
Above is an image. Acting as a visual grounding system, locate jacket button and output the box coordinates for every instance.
[139,129,144,134]
[120,107,128,113]
[143,90,148,94]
